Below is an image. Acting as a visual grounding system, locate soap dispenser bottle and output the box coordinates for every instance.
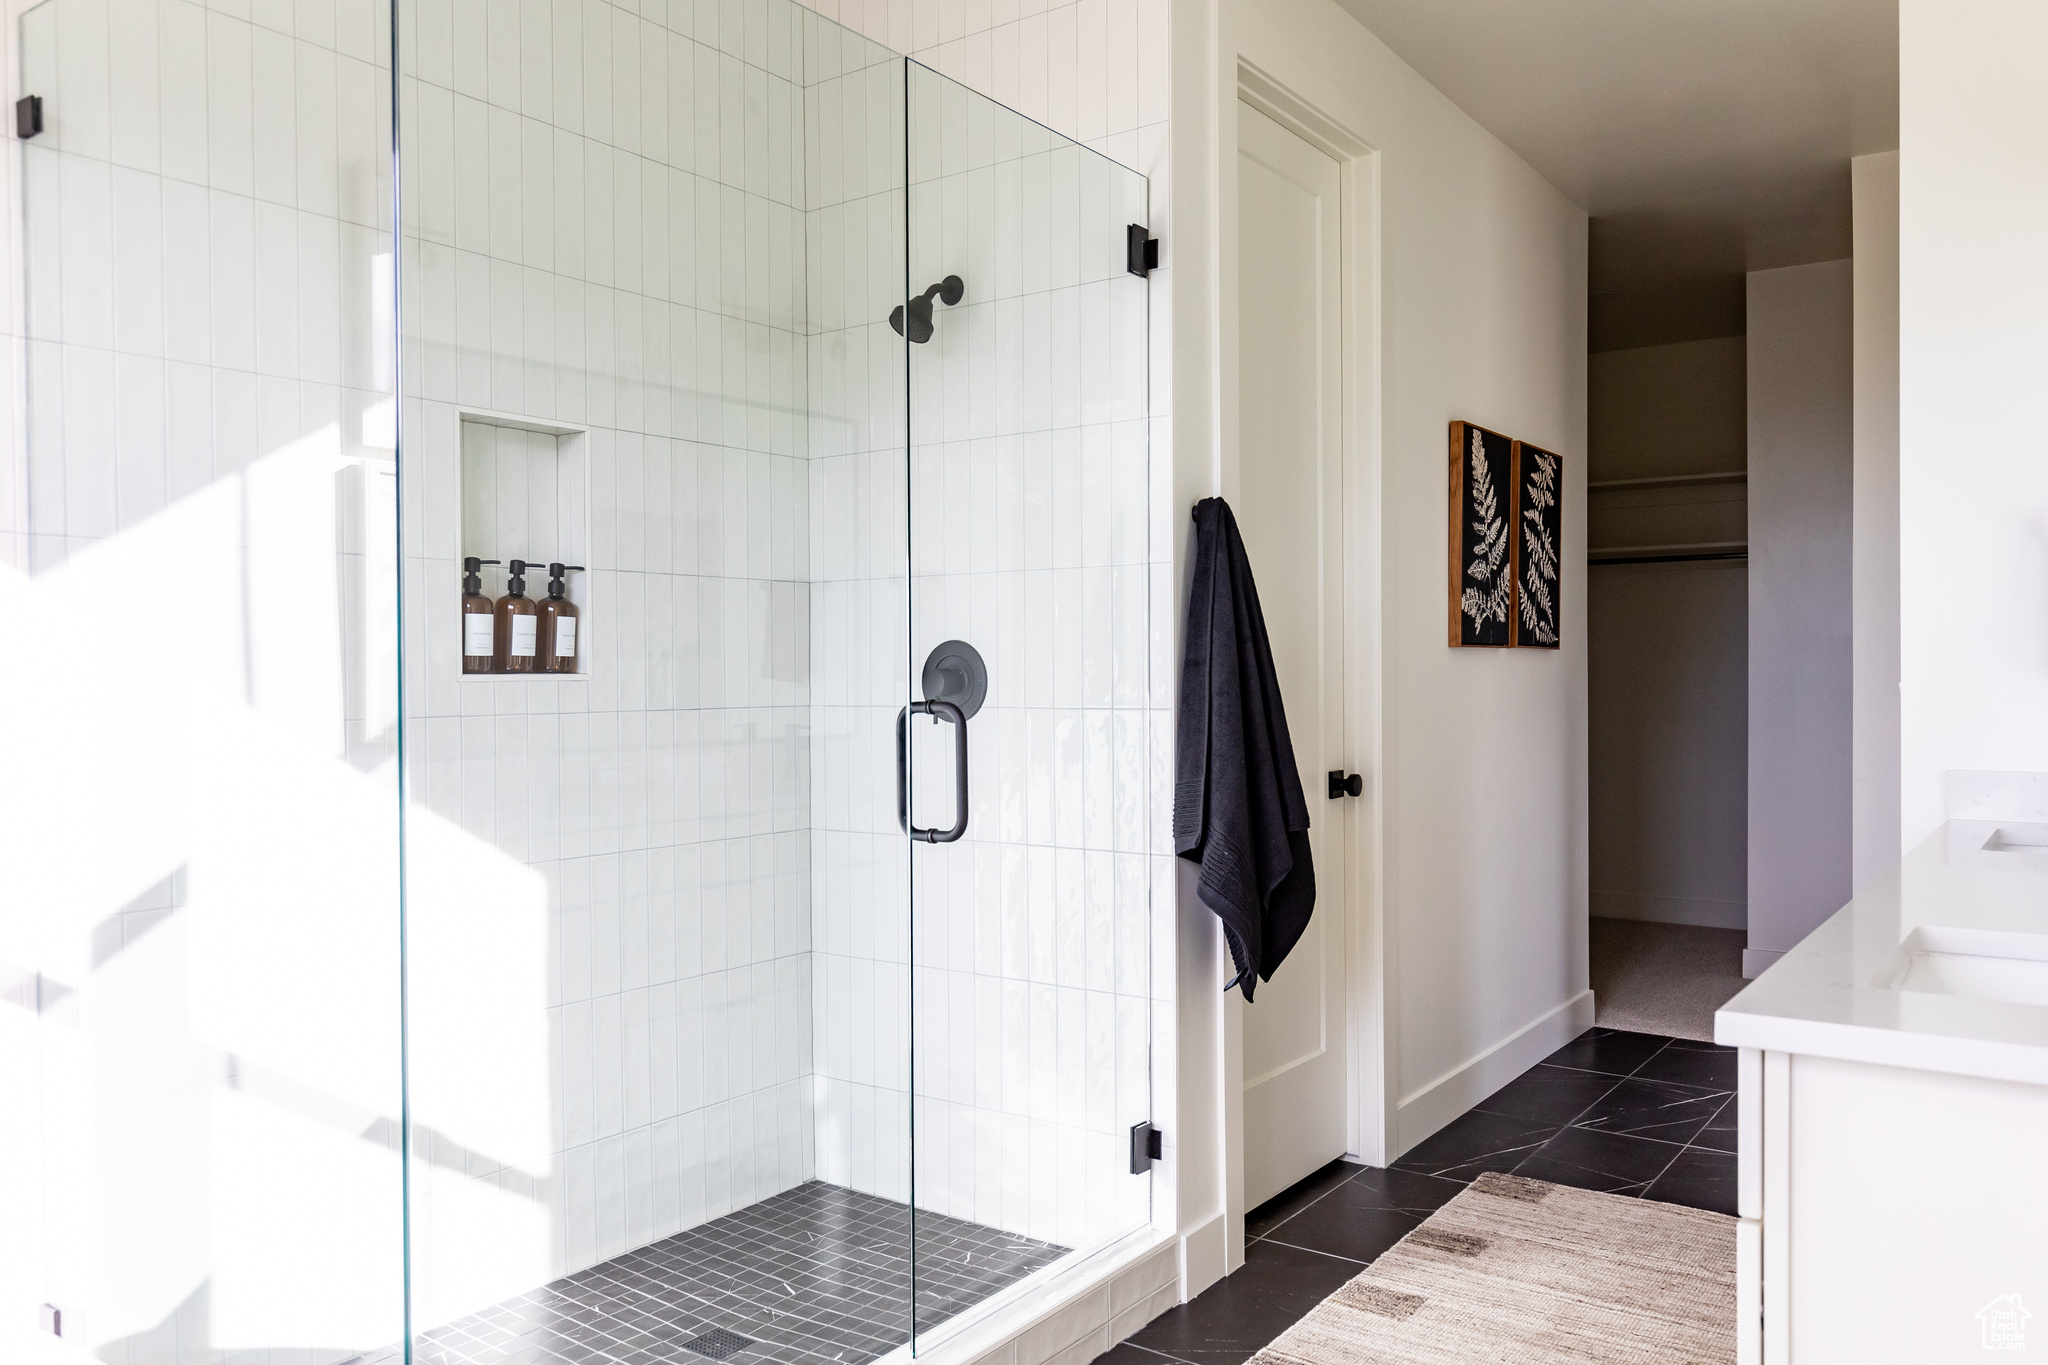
[462,557,502,674]
[494,558,541,673]
[538,563,584,674]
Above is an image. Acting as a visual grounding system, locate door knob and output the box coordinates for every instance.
[1327,770,1362,799]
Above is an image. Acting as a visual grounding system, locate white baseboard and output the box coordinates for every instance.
[1591,892,1746,930]
[1742,948,1785,978]
[1391,990,1597,1160]
[1178,1209,1227,1301]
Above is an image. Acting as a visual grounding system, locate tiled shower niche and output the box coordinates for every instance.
[459,415,592,678]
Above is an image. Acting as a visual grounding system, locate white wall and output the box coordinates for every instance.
[1851,150,1899,892]
[1897,0,2048,847]
[1175,0,1587,1221]
[1589,562,1747,929]
[1589,337,1746,482]
[1745,260,1852,973]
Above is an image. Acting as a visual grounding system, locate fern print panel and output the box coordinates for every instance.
[1449,421,1515,647]
[1512,441,1563,648]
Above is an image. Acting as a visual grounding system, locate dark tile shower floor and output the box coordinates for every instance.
[356,1182,1067,1365]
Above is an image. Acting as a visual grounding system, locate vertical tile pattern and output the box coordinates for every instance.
[783,0,1181,1266]
[4,0,408,1361]
[799,18,916,1212]
[15,0,392,579]
[459,418,590,571]
[803,55,1156,1255]
[398,0,824,1332]
[798,0,1169,183]
[900,72,1155,1253]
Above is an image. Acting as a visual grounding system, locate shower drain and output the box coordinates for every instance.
[681,1327,754,1360]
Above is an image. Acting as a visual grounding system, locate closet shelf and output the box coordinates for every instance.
[1589,540,1748,566]
[1588,470,1747,493]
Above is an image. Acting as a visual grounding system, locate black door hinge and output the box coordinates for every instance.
[1127,224,1158,277]
[1129,1120,1163,1174]
[17,96,43,139]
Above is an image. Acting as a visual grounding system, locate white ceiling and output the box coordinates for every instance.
[1333,0,1897,346]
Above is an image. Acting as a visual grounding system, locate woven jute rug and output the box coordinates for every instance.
[1251,1172,1735,1364]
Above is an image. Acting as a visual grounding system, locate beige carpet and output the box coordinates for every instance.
[1251,1173,1735,1365]
[1590,918,1748,1043]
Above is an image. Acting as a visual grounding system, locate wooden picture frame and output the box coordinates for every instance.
[1510,440,1563,648]
[1448,420,1515,647]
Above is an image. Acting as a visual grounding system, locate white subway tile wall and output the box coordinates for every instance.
[799,18,918,1214]
[889,70,1153,1250]
[781,0,1184,1263]
[459,417,590,573]
[796,0,1170,181]
[397,0,835,1327]
[6,0,408,1359]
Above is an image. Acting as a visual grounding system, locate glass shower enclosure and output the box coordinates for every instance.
[4,0,1152,1358]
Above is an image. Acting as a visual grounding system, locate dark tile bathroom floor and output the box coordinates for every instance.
[355,1181,1066,1365]
[1099,1028,1737,1365]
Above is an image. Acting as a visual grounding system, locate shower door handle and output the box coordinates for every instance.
[896,699,969,843]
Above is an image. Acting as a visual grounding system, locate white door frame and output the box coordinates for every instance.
[1216,55,1389,1263]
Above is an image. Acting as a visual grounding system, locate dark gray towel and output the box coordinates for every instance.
[1172,497,1315,1002]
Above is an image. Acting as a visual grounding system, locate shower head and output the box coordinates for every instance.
[890,275,964,343]
[892,294,935,343]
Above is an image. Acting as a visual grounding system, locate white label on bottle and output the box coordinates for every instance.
[464,612,495,656]
[510,615,538,656]
[555,617,577,658]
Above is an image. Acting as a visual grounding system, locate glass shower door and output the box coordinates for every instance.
[901,61,1153,1349]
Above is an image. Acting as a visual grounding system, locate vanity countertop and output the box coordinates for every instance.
[1716,821,2048,1084]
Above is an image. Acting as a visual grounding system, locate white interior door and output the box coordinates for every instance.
[1234,100,1350,1209]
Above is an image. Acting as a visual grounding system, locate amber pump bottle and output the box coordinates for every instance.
[494,559,541,673]
[462,557,502,673]
[538,563,584,674]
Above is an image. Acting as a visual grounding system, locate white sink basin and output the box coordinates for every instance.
[1948,819,2048,870]
[1876,926,2048,1008]
[1985,827,2048,852]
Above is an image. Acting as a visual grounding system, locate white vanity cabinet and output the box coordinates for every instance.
[1732,1044,2048,1362]
[1721,820,2048,1363]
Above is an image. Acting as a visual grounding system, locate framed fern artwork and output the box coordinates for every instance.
[1511,441,1563,648]
[1447,420,1515,646]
